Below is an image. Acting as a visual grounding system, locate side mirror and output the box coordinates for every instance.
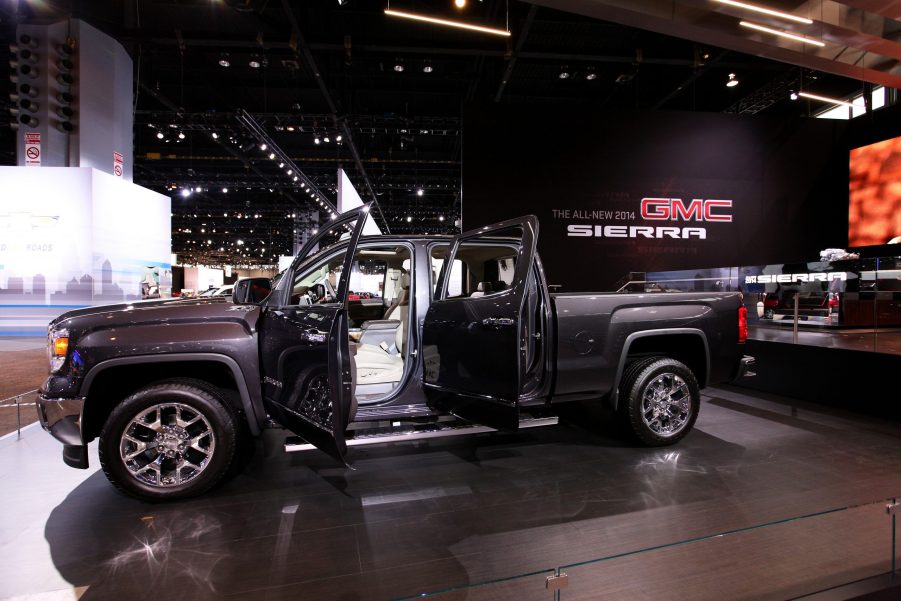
[233,277,273,305]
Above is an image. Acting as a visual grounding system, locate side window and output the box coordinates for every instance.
[290,250,347,305]
[454,243,518,299]
[431,246,464,299]
[348,258,386,300]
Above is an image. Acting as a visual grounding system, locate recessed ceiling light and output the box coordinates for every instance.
[585,71,597,81]
[218,57,230,68]
[394,62,404,72]
[558,68,570,80]
[249,59,261,69]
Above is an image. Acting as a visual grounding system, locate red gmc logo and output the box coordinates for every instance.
[640,198,733,222]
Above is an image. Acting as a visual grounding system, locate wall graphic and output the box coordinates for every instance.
[0,167,171,334]
[463,106,848,291]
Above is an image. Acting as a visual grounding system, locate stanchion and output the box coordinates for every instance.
[792,293,800,345]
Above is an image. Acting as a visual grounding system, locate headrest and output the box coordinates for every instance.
[400,271,410,289]
[476,282,491,292]
[493,281,508,292]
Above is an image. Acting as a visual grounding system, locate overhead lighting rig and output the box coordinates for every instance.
[236,109,339,218]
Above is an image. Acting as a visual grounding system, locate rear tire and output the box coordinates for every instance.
[619,357,700,446]
[99,380,238,501]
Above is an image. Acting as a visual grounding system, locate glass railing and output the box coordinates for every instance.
[391,496,900,600]
[621,255,901,355]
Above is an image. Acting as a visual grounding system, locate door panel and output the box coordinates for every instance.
[258,206,369,464]
[422,215,538,430]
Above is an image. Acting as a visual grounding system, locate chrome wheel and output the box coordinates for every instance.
[119,402,216,488]
[640,372,692,438]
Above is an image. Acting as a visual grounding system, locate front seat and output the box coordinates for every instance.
[354,321,405,385]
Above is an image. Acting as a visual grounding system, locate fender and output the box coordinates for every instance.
[608,328,710,411]
[80,353,264,435]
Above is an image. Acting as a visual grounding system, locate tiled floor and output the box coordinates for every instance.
[2,386,901,601]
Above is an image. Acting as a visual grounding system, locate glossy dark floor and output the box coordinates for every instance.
[3,385,901,601]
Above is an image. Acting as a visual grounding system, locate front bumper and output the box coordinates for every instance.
[733,355,757,380]
[36,394,89,468]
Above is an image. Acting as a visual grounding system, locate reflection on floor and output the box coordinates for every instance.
[750,325,901,355]
[3,386,901,600]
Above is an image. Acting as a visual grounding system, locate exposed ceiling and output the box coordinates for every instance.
[1,0,896,267]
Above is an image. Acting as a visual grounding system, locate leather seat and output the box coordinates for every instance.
[354,271,409,387]
[354,323,404,384]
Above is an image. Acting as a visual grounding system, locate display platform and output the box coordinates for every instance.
[3,385,901,600]
[738,336,901,420]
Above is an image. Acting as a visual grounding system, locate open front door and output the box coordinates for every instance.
[258,206,370,464]
[422,215,538,430]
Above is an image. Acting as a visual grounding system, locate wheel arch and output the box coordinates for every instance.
[80,353,264,443]
[608,328,709,412]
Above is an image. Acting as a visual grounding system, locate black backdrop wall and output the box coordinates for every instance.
[462,105,851,291]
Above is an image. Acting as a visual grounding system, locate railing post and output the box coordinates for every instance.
[16,394,21,439]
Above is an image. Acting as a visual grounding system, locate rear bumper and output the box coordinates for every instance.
[36,394,89,468]
[733,355,756,380]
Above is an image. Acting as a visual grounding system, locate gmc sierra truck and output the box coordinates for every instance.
[38,208,754,500]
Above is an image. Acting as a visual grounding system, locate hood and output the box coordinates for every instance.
[50,297,261,336]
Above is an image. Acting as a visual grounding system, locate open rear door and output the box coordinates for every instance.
[422,215,538,430]
[258,206,370,464]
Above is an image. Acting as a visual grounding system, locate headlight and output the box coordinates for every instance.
[48,328,69,373]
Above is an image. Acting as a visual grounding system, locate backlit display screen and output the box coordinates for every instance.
[849,136,901,247]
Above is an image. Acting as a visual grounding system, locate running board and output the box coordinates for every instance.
[284,416,559,453]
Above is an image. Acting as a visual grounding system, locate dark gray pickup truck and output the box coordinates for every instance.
[38,208,754,500]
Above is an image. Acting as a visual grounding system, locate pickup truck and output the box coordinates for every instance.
[38,208,754,500]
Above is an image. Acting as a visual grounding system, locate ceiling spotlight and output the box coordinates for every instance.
[324,136,330,143]
[293,176,299,182]
[423,61,434,73]
[222,187,229,193]
[394,61,405,73]
[336,134,343,142]
[249,58,261,69]
[416,188,424,196]
[268,152,276,160]
[287,169,293,176]
[454,0,466,7]
[314,137,321,145]
[195,186,202,192]
[406,216,413,223]
[585,70,597,81]
[178,132,186,140]
[558,68,571,80]
[726,73,739,87]
[286,125,296,132]
[218,54,231,68]
[211,132,219,139]
[156,132,164,139]
[790,91,799,100]
[439,215,445,222]
[260,143,268,151]
[181,189,191,198]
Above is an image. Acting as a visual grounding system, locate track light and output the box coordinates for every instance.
[558,67,570,80]
[324,135,330,143]
[156,132,164,139]
[268,152,276,160]
[797,91,861,107]
[218,53,231,68]
[336,134,342,142]
[726,73,739,87]
[178,132,186,139]
[423,60,433,73]
[385,9,511,37]
[714,0,812,25]
[739,21,825,46]
[416,188,424,196]
[211,132,219,139]
[455,0,466,7]
[585,70,597,81]
[314,137,320,145]
[260,143,267,151]
[394,61,404,73]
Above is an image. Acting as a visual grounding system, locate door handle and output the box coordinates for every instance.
[482,317,514,328]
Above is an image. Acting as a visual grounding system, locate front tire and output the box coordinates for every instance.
[99,381,238,501]
[620,358,700,446]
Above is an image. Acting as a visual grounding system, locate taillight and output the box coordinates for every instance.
[738,305,748,343]
[829,293,839,309]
